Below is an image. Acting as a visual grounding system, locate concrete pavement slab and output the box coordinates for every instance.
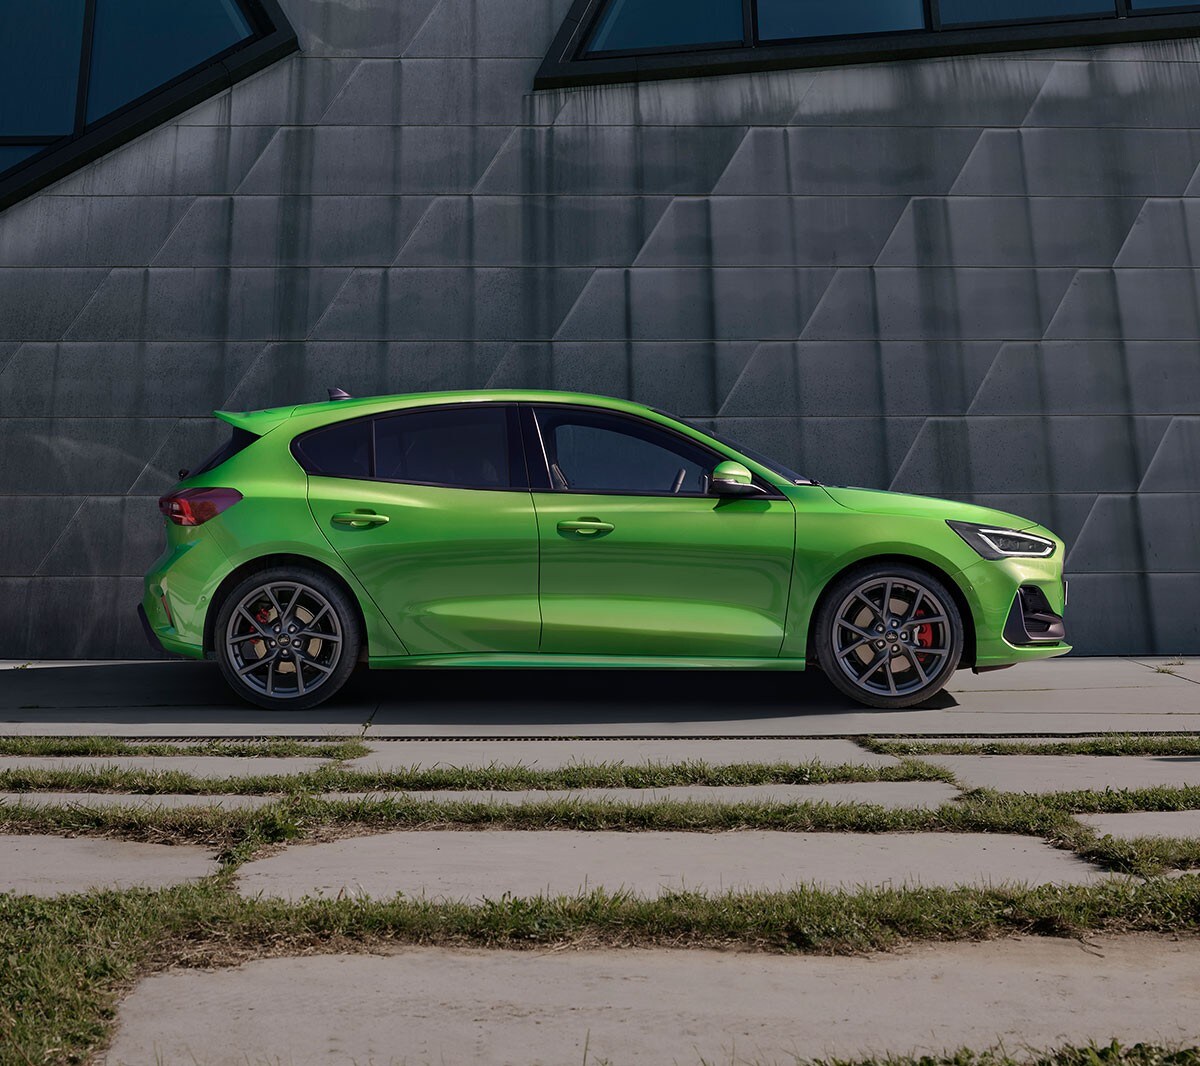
[321,782,962,809]
[101,935,1200,1065]
[0,792,278,811]
[947,658,1192,691]
[5,659,1199,739]
[348,738,896,770]
[235,830,1105,901]
[919,754,1200,793]
[1131,659,1200,685]
[1079,810,1200,839]
[0,834,217,896]
[0,756,330,778]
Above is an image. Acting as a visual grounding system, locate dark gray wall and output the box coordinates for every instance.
[1,0,1198,658]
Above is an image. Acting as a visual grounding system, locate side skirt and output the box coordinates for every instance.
[369,653,808,671]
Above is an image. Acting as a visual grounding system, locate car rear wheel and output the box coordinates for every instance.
[214,566,360,711]
[814,564,963,709]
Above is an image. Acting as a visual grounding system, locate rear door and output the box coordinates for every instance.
[301,403,541,656]
[524,404,796,658]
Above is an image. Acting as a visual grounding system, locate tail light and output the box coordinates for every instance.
[158,488,243,526]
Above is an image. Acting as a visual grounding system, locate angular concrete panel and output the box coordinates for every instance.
[283,0,442,57]
[0,496,83,577]
[555,268,836,341]
[0,420,174,494]
[404,0,576,58]
[877,197,1143,268]
[235,126,512,196]
[153,196,434,267]
[0,576,157,657]
[35,496,165,578]
[178,57,361,127]
[0,197,193,267]
[1027,59,1200,129]
[715,127,982,196]
[802,268,1075,341]
[477,126,748,195]
[1046,269,1200,340]
[64,268,353,342]
[0,270,108,341]
[636,196,909,268]
[1116,199,1200,268]
[968,342,1200,416]
[1139,417,1200,491]
[397,195,671,267]
[0,342,265,417]
[794,57,1054,127]
[49,126,277,196]
[952,129,1200,196]
[320,58,541,126]
[313,267,594,341]
[1068,493,1200,573]
[889,416,1171,494]
[719,341,1001,417]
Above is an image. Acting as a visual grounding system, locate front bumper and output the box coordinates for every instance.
[957,547,1071,668]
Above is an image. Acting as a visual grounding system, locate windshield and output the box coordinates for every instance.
[667,415,816,486]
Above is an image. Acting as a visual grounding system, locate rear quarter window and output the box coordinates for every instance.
[292,419,372,479]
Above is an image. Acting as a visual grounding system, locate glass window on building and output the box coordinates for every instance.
[0,0,86,138]
[586,0,745,54]
[937,0,1116,25]
[756,0,926,41]
[86,0,254,123]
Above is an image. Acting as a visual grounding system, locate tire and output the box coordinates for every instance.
[813,563,963,710]
[214,566,360,711]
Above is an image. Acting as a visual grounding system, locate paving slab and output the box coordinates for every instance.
[920,754,1200,793]
[0,834,217,897]
[6,659,1200,739]
[1131,659,1200,686]
[236,830,1105,901]
[0,792,277,811]
[0,756,330,778]
[321,782,962,809]
[1079,810,1200,840]
[348,738,896,771]
[102,935,1200,1066]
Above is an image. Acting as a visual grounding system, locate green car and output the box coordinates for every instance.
[140,390,1069,711]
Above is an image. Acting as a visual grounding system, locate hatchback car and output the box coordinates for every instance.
[141,390,1069,710]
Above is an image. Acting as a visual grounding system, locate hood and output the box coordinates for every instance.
[823,486,1039,531]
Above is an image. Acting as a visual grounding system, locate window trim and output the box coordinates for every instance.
[522,402,786,501]
[0,0,296,212]
[290,402,533,494]
[535,0,1200,89]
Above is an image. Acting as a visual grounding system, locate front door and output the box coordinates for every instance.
[301,403,540,656]
[526,405,796,659]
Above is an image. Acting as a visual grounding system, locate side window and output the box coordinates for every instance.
[374,406,518,490]
[533,407,716,496]
[292,419,372,479]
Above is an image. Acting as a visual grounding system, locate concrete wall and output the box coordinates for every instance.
[1,0,1198,658]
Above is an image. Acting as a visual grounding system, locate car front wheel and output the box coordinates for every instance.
[214,566,360,711]
[814,564,963,709]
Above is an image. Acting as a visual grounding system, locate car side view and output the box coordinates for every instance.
[140,390,1069,711]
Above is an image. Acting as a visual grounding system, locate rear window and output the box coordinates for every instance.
[191,427,258,477]
[375,406,516,489]
[292,419,372,479]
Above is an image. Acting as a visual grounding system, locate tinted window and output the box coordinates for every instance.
[0,147,43,172]
[375,406,516,490]
[938,0,1114,23]
[534,408,716,496]
[0,0,86,137]
[86,0,253,123]
[294,420,372,480]
[192,427,259,477]
[757,0,925,40]
[586,0,744,53]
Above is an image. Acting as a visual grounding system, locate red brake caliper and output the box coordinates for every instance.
[251,607,272,655]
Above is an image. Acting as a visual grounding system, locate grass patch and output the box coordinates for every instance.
[0,757,955,796]
[0,735,368,760]
[861,736,1200,758]
[5,879,1200,1066]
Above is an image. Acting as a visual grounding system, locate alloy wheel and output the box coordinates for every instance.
[224,580,343,700]
[831,576,953,699]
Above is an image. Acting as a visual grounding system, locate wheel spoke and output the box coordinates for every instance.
[853,591,884,622]
[295,659,307,696]
[264,585,286,621]
[902,589,925,626]
[841,636,872,655]
[238,653,274,677]
[837,619,877,641]
[237,606,270,637]
[885,657,898,695]
[228,632,261,647]
[295,630,341,644]
[883,580,894,619]
[907,649,929,684]
[297,655,334,676]
[279,584,302,625]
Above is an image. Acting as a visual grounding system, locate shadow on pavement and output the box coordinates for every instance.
[0,660,959,726]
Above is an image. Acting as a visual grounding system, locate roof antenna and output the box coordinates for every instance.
[328,387,352,402]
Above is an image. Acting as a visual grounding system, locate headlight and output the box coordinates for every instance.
[947,521,1056,560]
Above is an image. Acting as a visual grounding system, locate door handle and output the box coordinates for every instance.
[332,511,390,528]
[557,518,614,536]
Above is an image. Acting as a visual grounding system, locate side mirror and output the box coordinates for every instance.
[710,460,766,498]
